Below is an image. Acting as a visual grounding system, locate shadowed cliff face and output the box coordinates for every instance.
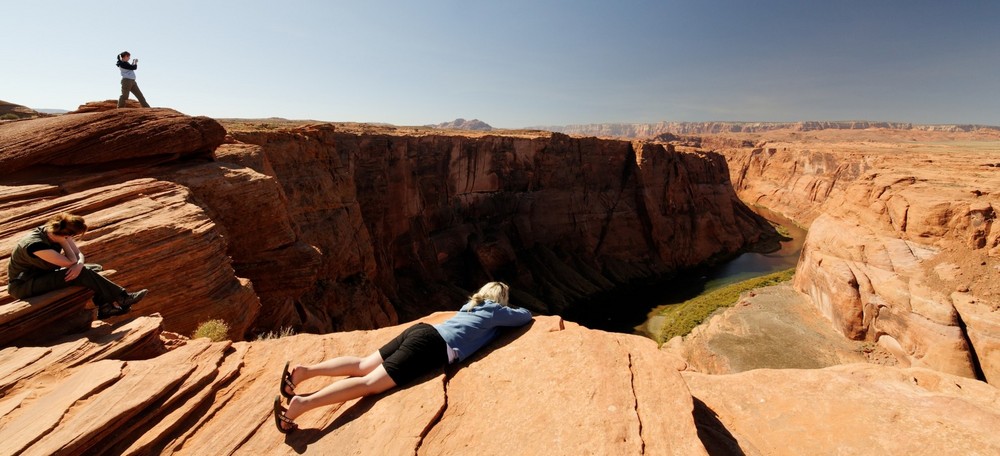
[225,125,776,332]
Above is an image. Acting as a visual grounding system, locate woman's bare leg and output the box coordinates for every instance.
[284,364,396,420]
[290,351,384,387]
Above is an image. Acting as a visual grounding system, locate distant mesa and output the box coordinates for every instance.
[534,121,1000,139]
[428,118,493,131]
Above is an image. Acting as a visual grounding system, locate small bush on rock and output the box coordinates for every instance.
[193,319,230,342]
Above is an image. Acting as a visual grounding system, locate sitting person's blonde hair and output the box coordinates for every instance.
[463,282,510,311]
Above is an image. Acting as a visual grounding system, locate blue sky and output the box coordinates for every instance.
[3,0,998,127]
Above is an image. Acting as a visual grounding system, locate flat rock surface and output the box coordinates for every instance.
[0,314,706,455]
[684,363,1000,456]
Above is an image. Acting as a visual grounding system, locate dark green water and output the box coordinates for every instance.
[637,207,805,338]
[560,208,805,337]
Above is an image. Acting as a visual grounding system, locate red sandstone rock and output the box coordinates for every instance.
[70,99,143,113]
[0,100,48,119]
[2,109,774,337]
[0,282,97,346]
[0,314,709,455]
[226,126,775,331]
[718,131,1000,383]
[0,108,225,175]
[5,310,998,455]
[684,364,1000,455]
[0,180,260,337]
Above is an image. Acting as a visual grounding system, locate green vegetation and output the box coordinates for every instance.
[0,113,20,121]
[192,319,231,342]
[655,268,796,345]
[254,326,296,341]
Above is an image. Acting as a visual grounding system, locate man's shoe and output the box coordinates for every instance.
[97,304,129,320]
[120,289,148,309]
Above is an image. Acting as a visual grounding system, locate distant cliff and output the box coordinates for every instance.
[535,121,1000,138]
[0,100,48,120]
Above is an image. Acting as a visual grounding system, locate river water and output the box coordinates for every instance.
[561,208,806,338]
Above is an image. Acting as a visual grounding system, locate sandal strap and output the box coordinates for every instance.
[277,411,296,425]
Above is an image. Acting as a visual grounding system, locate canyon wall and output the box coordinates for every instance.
[0,109,775,338]
[225,125,776,333]
[717,138,1000,383]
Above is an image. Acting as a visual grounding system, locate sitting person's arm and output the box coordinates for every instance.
[33,241,85,280]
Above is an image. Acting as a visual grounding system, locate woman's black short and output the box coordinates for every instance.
[378,322,449,386]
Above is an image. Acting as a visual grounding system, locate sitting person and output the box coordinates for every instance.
[273,281,532,433]
[6,213,148,319]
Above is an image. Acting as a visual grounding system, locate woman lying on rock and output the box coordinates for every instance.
[7,213,148,319]
[274,281,532,433]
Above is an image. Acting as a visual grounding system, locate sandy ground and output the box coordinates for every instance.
[665,284,897,374]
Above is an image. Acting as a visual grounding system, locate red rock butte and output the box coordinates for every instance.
[0,103,998,454]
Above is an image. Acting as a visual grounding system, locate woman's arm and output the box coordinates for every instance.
[34,237,86,280]
[33,249,77,268]
[64,237,85,265]
[491,306,533,327]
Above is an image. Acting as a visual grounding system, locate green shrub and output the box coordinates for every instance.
[193,319,231,342]
[0,113,20,121]
[656,268,796,345]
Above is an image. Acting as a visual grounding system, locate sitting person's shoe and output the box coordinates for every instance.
[120,289,148,310]
[97,303,129,320]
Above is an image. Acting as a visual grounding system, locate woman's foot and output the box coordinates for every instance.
[280,361,301,400]
[120,289,148,309]
[273,396,297,433]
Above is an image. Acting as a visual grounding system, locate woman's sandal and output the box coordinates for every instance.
[280,361,296,400]
[273,395,298,434]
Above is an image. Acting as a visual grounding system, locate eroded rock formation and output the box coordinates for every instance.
[222,124,775,333]
[719,133,1000,383]
[0,107,775,338]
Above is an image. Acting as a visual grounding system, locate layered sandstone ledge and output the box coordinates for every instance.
[2,313,998,455]
[0,107,775,338]
[704,130,1000,383]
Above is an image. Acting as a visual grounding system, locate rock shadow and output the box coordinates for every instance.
[691,396,746,456]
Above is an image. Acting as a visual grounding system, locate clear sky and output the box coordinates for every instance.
[4,0,999,128]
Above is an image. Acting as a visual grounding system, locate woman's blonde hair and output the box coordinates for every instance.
[463,282,510,311]
[46,213,87,236]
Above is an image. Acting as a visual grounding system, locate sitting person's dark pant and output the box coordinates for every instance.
[8,264,125,306]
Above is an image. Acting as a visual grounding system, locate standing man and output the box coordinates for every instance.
[116,51,150,108]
